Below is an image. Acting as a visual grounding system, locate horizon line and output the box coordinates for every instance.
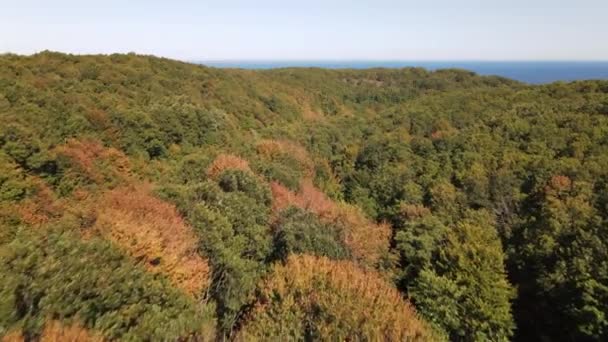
[2,50,608,63]
[197,59,608,63]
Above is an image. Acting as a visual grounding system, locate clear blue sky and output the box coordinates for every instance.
[1,0,607,61]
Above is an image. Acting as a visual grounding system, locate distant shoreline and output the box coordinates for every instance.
[196,60,608,84]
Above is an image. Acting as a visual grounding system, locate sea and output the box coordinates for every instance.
[198,61,608,85]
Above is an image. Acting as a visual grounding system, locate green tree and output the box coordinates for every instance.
[398,211,515,341]
[271,206,350,261]
[513,176,608,340]
[0,227,215,340]
[158,170,273,335]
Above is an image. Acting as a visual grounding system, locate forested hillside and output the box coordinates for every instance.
[1,51,607,341]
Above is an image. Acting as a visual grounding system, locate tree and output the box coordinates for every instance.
[271,206,350,261]
[237,255,441,341]
[0,227,215,340]
[158,170,274,335]
[398,211,515,341]
[394,213,447,286]
[513,176,608,340]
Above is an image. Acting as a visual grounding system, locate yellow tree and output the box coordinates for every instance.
[237,255,441,341]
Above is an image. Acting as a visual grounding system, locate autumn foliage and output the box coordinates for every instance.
[331,204,392,266]
[0,330,24,342]
[94,185,210,296]
[399,203,432,220]
[40,321,104,342]
[1,321,103,342]
[15,178,62,226]
[237,255,438,341]
[546,174,572,194]
[256,139,315,176]
[54,138,131,185]
[270,180,390,266]
[12,139,132,226]
[206,154,251,178]
[4,53,608,341]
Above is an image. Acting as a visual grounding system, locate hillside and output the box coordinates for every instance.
[1,51,608,341]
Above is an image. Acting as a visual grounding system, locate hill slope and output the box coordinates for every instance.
[1,52,608,341]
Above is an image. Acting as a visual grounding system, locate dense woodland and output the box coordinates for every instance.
[1,51,607,341]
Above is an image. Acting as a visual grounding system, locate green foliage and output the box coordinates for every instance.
[511,177,608,340]
[407,269,460,337]
[394,214,448,284]
[2,52,608,341]
[0,226,215,340]
[0,153,31,201]
[397,211,515,341]
[217,169,271,206]
[414,219,515,341]
[0,124,56,178]
[252,160,301,191]
[158,171,273,335]
[271,206,350,261]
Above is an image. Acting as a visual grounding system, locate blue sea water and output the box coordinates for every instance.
[198,61,608,84]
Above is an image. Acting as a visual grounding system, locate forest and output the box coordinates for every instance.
[1,51,607,341]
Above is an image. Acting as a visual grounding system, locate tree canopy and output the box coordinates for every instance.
[1,51,608,340]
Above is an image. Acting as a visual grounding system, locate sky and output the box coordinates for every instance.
[1,0,607,61]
